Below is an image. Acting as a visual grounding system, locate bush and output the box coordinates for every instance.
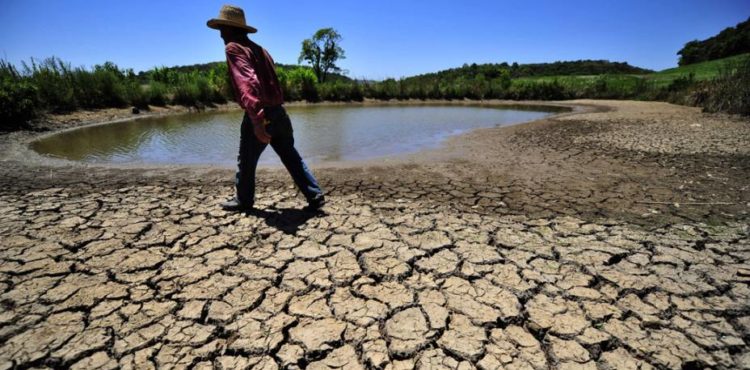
[318,81,364,102]
[317,83,336,101]
[172,79,201,106]
[666,73,695,93]
[71,62,130,108]
[147,82,169,106]
[169,72,224,107]
[19,58,135,111]
[699,58,750,115]
[91,63,129,107]
[285,68,319,102]
[0,61,38,130]
[487,75,512,99]
[508,80,570,100]
[195,75,213,103]
[23,57,77,112]
[652,73,696,102]
[349,81,364,102]
[277,68,293,100]
[125,81,149,109]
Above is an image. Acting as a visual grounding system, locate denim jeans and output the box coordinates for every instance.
[235,106,323,206]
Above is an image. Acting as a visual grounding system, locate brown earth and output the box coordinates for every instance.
[0,100,748,369]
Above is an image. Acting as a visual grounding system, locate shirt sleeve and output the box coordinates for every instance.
[225,43,265,123]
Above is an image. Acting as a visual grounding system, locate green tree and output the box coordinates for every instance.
[677,17,750,66]
[298,28,346,83]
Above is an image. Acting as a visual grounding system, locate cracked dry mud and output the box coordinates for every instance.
[0,100,749,369]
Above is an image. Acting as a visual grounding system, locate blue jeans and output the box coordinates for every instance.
[235,106,323,206]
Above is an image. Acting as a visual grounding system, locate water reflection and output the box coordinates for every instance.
[32,105,560,166]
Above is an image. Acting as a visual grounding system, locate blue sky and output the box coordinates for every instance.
[1,1,748,79]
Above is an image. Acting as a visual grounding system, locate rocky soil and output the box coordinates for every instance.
[0,100,748,369]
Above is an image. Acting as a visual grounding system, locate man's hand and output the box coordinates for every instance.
[253,120,271,144]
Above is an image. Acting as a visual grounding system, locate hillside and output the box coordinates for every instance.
[515,53,750,85]
[652,52,750,82]
[485,52,749,107]
[401,60,652,84]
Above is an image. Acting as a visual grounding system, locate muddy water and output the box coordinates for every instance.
[31,104,558,166]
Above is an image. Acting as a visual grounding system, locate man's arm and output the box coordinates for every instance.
[225,43,271,143]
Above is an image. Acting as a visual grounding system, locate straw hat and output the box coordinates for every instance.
[207,5,257,33]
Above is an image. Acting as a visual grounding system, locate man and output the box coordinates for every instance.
[207,5,325,212]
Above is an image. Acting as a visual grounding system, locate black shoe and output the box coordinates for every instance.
[304,194,326,212]
[221,198,254,212]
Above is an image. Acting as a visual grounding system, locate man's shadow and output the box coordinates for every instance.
[243,207,325,235]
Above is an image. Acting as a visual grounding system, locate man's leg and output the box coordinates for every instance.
[235,113,267,206]
[271,135,323,202]
[268,110,323,204]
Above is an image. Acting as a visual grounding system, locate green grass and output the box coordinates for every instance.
[647,53,750,86]
[515,75,600,83]
[511,53,750,90]
[514,74,642,87]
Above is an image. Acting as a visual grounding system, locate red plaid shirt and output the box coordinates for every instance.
[225,40,284,123]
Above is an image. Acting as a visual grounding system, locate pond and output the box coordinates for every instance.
[31,104,560,166]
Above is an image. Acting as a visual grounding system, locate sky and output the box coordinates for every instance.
[1,1,748,80]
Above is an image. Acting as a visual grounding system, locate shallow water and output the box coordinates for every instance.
[31,104,557,166]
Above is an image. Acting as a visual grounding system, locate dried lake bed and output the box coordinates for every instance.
[0,100,748,369]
